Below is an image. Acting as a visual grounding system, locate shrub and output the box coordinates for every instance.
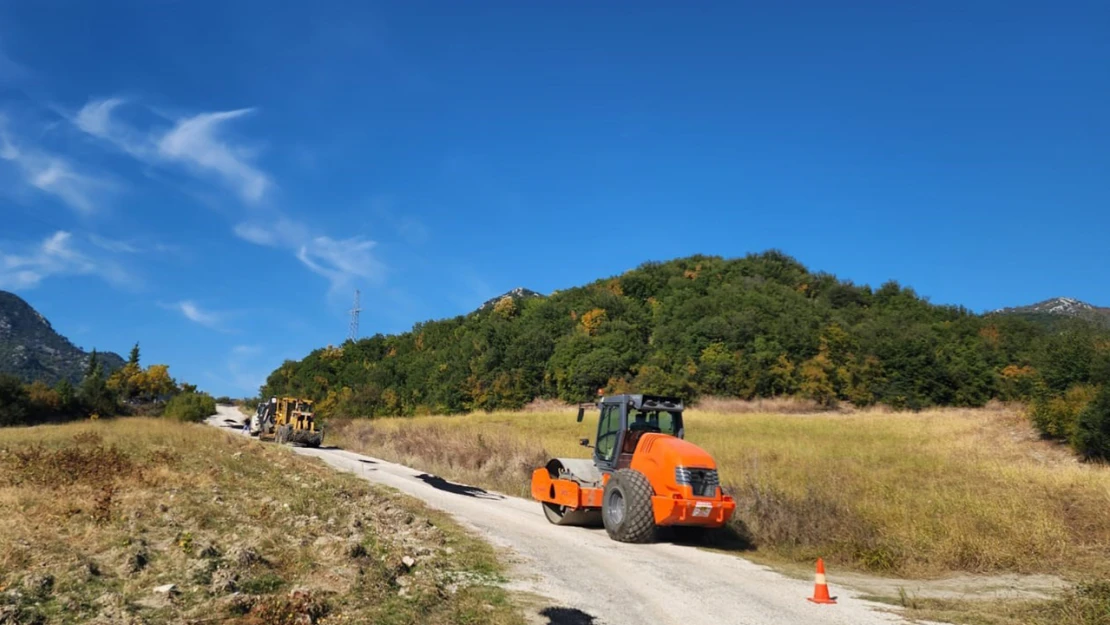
[25,381,61,416]
[244,590,327,625]
[1074,385,1110,461]
[1030,385,1096,440]
[163,392,217,422]
[3,442,134,488]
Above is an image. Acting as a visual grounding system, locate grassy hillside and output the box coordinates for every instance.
[262,252,1110,420]
[329,404,1110,581]
[0,418,521,625]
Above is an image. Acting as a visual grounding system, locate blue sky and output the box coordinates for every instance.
[0,1,1107,397]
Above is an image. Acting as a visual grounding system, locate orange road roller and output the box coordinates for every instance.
[531,394,735,542]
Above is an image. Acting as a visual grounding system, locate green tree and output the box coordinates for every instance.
[697,342,737,396]
[1073,385,1110,460]
[567,348,623,401]
[54,379,75,413]
[1041,329,1097,393]
[633,364,694,397]
[109,342,144,400]
[846,355,883,406]
[85,349,100,378]
[0,375,29,426]
[766,354,797,396]
[79,351,117,417]
[139,364,178,399]
[799,353,837,407]
[108,362,141,400]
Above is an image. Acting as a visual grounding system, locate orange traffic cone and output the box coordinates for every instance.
[808,558,837,604]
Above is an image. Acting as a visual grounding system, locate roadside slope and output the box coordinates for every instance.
[0,416,521,625]
[210,406,924,625]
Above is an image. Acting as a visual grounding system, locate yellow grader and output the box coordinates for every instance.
[250,397,323,447]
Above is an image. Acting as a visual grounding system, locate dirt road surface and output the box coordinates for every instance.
[208,406,927,625]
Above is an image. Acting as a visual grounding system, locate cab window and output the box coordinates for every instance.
[595,404,621,463]
[628,409,681,437]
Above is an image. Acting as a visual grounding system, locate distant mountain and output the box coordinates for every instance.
[478,287,544,311]
[0,290,124,384]
[994,297,1110,327]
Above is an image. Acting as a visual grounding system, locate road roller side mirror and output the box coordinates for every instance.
[576,406,585,422]
[579,438,592,448]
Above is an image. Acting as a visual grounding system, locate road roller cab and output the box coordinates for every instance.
[531,394,736,543]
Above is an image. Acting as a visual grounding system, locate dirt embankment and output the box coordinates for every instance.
[0,417,520,625]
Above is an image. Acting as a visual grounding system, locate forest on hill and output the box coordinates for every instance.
[0,344,216,427]
[262,252,1110,429]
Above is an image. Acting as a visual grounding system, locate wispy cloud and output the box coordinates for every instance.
[158,109,269,203]
[234,217,385,293]
[0,231,133,289]
[232,221,282,246]
[168,300,224,330]
[0,121,113,214]
[296,236,381,290]
[74,98,271,203]
[88,234,140,254]
[74,97,383,300]
[231,344,261,357]
[87,233,180,256]
[74,98,127,144]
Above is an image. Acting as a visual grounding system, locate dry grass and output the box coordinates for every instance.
[519,398,579,413]
[876,580,1110,625]
[692,395,826,414]
[0,418,522,625]
[329,404,1110,580]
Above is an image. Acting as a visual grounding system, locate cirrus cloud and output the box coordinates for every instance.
[161,299,231,331]
[0,231,133,289]
[176,300,220,327]
[0,120,114,214]
[71,96,385,301]
[74,98,271,204]
[234,217,385,293]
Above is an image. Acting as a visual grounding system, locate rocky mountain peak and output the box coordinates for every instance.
[0,290,124,384]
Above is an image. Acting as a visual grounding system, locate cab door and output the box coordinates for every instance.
[593,402,624,472]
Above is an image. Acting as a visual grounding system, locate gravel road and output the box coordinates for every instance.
[208,406,924,625]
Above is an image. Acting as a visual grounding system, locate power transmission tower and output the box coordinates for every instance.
[348,289,361,342]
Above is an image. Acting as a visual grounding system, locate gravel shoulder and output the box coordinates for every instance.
[208,406,933,625]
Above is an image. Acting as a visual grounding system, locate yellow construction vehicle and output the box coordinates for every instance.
[252,397,323,447]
